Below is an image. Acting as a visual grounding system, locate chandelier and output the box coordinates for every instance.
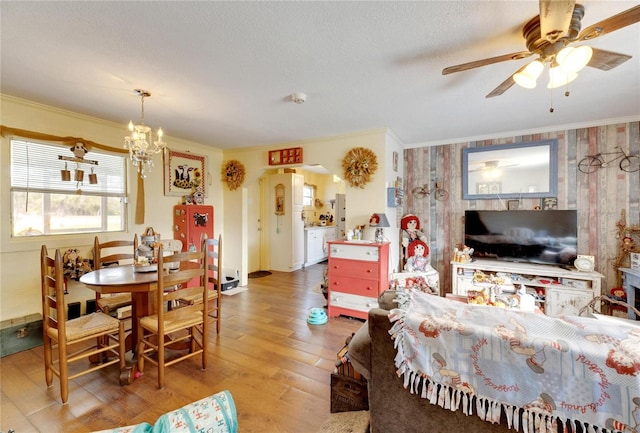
[124,89,166,178]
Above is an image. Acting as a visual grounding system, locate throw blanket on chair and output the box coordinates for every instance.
[389,291,640,433]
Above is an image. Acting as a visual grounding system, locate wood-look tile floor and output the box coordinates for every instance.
[0,264,366,433]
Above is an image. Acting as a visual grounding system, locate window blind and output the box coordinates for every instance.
[11,139,126,195]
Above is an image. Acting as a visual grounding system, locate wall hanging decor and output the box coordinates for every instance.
[58,142,99,192]
[164,149,206,197]
[275,183,285,215]
[222,159,245,191]
[268,147,303,166]
[342,147,378,189]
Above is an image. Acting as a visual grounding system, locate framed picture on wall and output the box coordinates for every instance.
[507,200,520,210]
[541,197,558,210]
[164,149,207,197]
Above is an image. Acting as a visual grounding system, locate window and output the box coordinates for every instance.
[10,139,128,237]
[303,184,315,206]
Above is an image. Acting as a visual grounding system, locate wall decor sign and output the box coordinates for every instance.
[164,149,207,197]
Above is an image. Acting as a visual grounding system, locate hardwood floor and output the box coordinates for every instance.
[0,264,366,433]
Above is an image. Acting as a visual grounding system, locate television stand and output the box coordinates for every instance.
[451,259,604,317]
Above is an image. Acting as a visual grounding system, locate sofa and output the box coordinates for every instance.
[348,291,640,433]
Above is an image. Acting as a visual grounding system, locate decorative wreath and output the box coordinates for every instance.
[342,147,378,188]
[222,159,246,190]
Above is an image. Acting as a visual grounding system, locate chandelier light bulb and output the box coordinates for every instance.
[557,46,593,74]
[547,65,578,89]
[514,60,544,89]
[123,89,166,179]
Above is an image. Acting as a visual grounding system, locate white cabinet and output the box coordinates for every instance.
[451,259,604,317]
[304,226,337,266]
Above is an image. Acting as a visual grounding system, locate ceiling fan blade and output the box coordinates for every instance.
[577,4,640,41]
[485,64,528,98]
[539,0,576,42]
[442,51,532,75]
[587,47,632,71]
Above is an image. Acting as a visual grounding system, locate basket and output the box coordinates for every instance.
[141,227,161,246]
[330,373,369,413]
[330,333,368,413]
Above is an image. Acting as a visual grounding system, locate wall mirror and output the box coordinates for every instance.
[462,139,558,200]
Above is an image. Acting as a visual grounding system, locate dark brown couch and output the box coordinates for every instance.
[348,291,584,433]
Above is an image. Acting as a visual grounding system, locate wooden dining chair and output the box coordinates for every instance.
[41,245,125,404]
[93,235,138,315]
[137,243,207,389]
[179,235,223,334]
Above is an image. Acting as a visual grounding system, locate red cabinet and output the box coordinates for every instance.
[327,241,389,320]
[173,205,213,252]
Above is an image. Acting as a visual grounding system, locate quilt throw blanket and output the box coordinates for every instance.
[389,291,640,433]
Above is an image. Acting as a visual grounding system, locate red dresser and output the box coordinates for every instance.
[327,241,390,320]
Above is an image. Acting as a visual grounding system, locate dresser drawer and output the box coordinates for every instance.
[330,275,380,296]
[329,291,378,313]
[329,258,380,279]
[329,243,380,261]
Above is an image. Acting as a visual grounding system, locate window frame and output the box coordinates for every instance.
[10,138,129,238]
[303,184,315,207]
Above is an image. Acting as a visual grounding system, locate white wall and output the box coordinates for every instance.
[0,95,224,322]
[1,95,399,321]
[223,129,394,284]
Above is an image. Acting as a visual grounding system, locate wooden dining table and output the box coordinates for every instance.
[79,265,158,354]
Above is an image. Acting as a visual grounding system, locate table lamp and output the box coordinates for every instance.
[369,213,390,242]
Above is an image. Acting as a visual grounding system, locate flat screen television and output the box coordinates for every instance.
[464,210,578,266]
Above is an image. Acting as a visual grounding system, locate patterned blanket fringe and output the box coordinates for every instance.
[388,307,616,433]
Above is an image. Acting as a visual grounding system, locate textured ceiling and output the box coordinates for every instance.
[1,1,639,149]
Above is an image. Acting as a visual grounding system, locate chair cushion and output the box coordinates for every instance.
[47,312,120,341]
[97,293,132,311]
[139,312,203,334]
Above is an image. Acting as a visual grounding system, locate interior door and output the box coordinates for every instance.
[247,177,262,273]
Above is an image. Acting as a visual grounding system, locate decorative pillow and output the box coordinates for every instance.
[91,422,152,433]
[153,390,237,433]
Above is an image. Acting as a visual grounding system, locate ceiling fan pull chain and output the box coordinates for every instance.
[549,86,555,113]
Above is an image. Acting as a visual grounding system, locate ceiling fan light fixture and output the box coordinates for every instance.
[514,60,544,89]
[557,45,593,73]
[547,65,578,89]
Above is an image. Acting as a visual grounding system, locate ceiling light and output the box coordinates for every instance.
[556,46,593,74]
[290,93,307,104]
[124,89,166,179]
[514,60,544,89]
[547,65,578,89]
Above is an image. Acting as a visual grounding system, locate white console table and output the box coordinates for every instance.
[619,267,640,320]
[451,259,604,317]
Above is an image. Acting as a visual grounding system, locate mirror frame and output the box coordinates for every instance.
[462,139,558,200]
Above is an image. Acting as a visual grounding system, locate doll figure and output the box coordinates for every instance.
[404,240,434,273]
[401,214,427,249]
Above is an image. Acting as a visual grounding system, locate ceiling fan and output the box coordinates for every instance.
[442,1,640,98]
